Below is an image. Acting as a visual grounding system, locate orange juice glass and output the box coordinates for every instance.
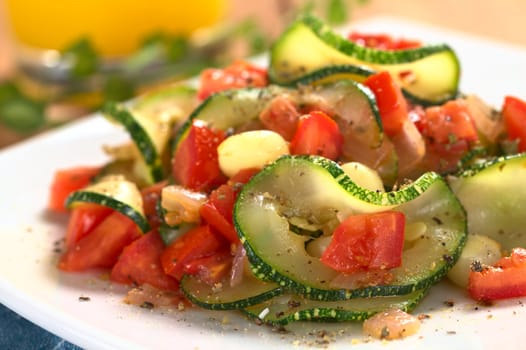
[4,0,227,58]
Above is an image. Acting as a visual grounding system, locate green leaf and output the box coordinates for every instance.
[326,0,348,25]
[103,75,135,102]
[165,36,189,62]
[0,82,21,104]
[0,98,45,133]
[62,38,100,78]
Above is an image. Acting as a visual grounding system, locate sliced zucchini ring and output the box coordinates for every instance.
[269,14,460,104]
[103,85,197,184]
[448,154,526,251]
[181,274,282,310]
[243,288,428,325]
[234,155,466,301]
[174,80,397,183]
[66,175,150,233]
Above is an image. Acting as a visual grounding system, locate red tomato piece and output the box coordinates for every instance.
[320,211,405,273]
[200,201,238,243]
[111,230,179,291]
[289,110,344,160]
[197,60,268,100]
[64,203,113,249]
[415,99,479,173]
[160,224,227,280]
[364,71,409,136]
[468,248,526,301]
[502,95,526,152]
[58,211,141,272]
[348,32,422,50]
[227,167,259,186]
[207,184,236,221]
[259,95,301,141]
[183,249,233,286]
[172,120,227,192]
[48,166,101,212]
[140,180,168,229]
[417,99,479,150]
[199,168,258,243]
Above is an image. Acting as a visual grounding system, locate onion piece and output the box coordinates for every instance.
[230,244,247,287]
[161,185,207,226]
[363,308,421,340]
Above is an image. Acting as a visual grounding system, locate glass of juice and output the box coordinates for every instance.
[2,0,227,83]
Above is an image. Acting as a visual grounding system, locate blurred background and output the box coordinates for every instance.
[0,0,524,148]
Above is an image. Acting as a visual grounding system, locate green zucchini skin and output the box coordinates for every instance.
[103,103,165,183]
[173,80,398,184]
[448,153,526,251]
[131,85,197,118]
[102,86,197,185]
[172,86,284,151]
[234,155,467,301]
[180,274,283,310]
[242,288,428,325]
[269,14,460,104]
[285,65,449,107]
[66,175,150,233]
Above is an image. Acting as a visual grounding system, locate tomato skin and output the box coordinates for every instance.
[200,201,238,243]
[289,110,344,160]
[468,248,526,301]
[415,99,479,173]
[140,181,168,229]
[48,166,101,212]
[502,95,526,152]
[364,71,409,137]
[227,167,259,186]
[259,95,301,141]
[348,32,422,50]
[172,120,227,192]
[58,211,141,272]
[199,168,259,243]
[197,60,268,100]
[320,211,405,273]
[110,230,179,291]
[183,249,233,285]
[160,224,227,280]
[417,100,479,150]
[64,203,113,249]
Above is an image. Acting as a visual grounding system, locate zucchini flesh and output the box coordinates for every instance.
[95,159,148,188]
[180,274,282,310]
[103,86,197,184]
[175,81,397,183]
[66,175,150,233]
[448,154,526,251]
[234,155,466,301]
[132,85,197,119]
[269,14,460,104]
[243,288,428,325]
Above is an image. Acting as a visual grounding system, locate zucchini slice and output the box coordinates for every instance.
[243,288,428,325]
[269,14,460,104]
[448,154,526,251]
[103,103,165,183]
[103,85,197,184]
[234,155,466,301]
[173,86,283,150]
[132,84,197,119]
[66,175,150,233]
[174,80,397,183]
[181,274,282,310]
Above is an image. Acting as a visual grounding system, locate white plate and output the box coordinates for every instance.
[1,16,526,350]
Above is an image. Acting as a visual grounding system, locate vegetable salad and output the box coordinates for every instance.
[48,14,526,340]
